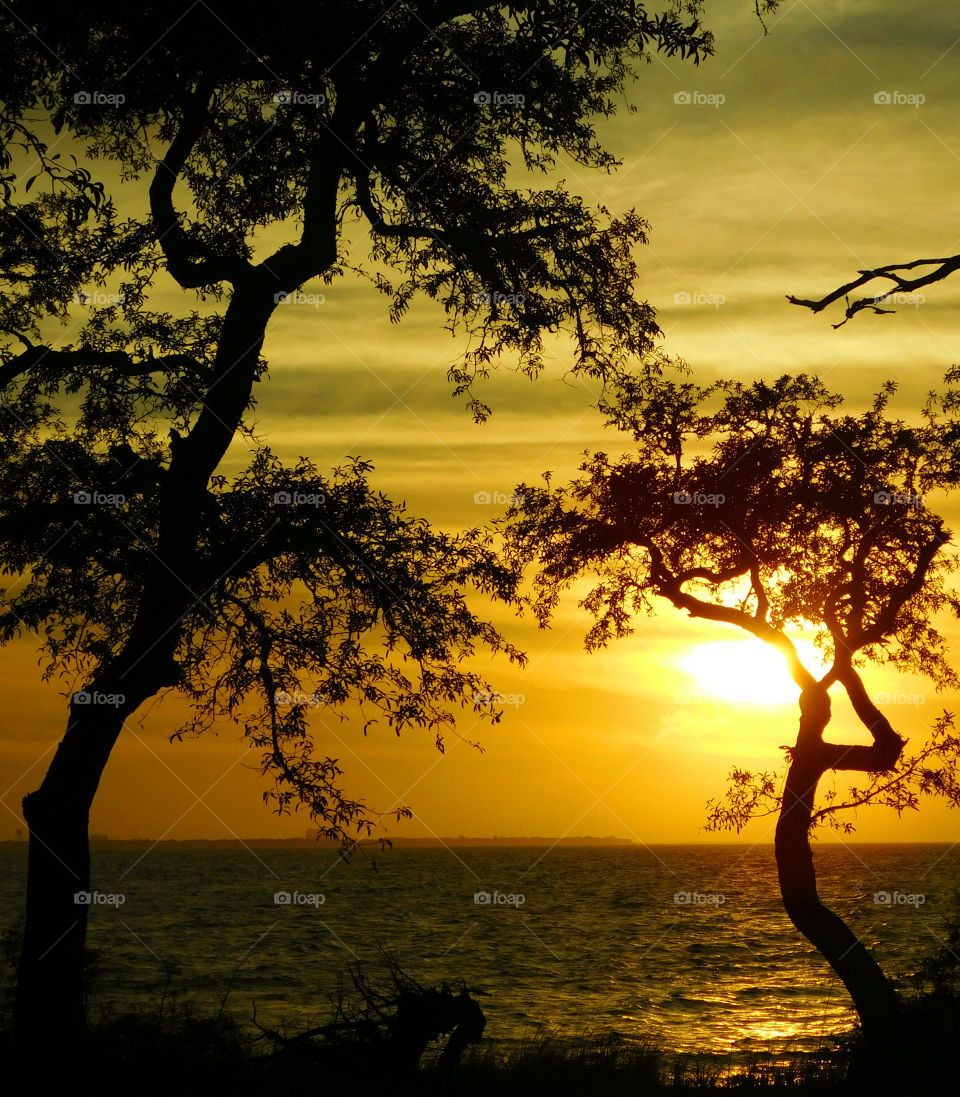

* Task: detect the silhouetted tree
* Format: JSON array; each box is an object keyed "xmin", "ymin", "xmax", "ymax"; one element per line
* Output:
[
  {"xmin": 0, "ymin": 0, "xmax": 725, "ymax": 1051},
  {"xmin": 507, "ymin": 372, "xmax": 960, "ymax": 1044}
]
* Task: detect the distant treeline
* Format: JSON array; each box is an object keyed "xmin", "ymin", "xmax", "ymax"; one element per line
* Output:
[{"xmin": 0, "ymin": 836, "xmax": 639, "ymax": 850}]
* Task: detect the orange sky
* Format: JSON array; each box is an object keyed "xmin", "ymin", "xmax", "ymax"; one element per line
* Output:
[{"xmin": 3, "ymin": 0, "xmax": 960, "ymax": 844}]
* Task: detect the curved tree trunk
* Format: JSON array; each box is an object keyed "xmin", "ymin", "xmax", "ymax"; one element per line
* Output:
[
  {"xmin": 774, "ymin": 687, "xmax": 900, "ymax": 1044},
  {"xmin": 13, "ymin": 281, "xmax": 282, "ymax": 1051}
]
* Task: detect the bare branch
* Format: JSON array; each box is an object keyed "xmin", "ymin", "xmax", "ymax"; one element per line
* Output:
[{"xmin": 788, "ymin": 255, "xmax": 960, "ymax": 327}]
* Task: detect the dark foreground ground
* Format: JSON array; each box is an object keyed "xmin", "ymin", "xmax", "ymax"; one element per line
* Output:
[{"xmin": 2, "ymin": 1005, "xmax": 958, "ymax": 1096}]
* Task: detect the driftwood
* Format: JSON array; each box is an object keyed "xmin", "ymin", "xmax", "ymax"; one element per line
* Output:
[{"xmin": 254, "ymin": 957, "xmax": 485, "ymax": 1082}]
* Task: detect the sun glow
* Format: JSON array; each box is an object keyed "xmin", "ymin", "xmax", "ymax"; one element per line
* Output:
[{"xmin": 677, "ymin": 637, "xmax": 828, "ymax": 706}]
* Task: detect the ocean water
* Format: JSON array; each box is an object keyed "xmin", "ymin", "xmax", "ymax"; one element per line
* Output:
[{"xmin": 1, "ymin": 843, "xmax": 957, "ymax": 1062}]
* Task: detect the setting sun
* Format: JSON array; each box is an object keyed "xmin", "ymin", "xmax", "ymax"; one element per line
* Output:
[{"xmin": 677, "ymin": 638, "xmax": 829, "ymax": 706}]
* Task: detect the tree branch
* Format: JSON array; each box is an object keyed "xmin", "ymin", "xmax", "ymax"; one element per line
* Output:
[
  {"xmin": 352, "ymin": 163, "xmax": 448, "ymax": 242},
  {"xmin": 853, "ymin": 526, "xmax": 950, "ymax": 648},
  {"xmin": 815, "ymin": 665, "xmax": 905, "ymax": 774},
  {"xmin": 0, "ymin": 346, "xmax": 209, "ymax": 389},
  {"xmin": 788, "ymin": 255, "xmax": 960, "ymax": 327},
  {"xmin": 642, "ymin": 540, "xmax": 817, "ymax": 690},
  {"xmin": 148, "ymin": 80, "xmax": 252, "ymax": 289}
]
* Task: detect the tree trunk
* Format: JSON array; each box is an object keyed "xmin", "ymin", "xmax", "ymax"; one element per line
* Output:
[
  {"xmin": 15, "ymin": 787, "xmax": 89, "ymax": 1050},
  {"xmin": 12, "ymin": 284, "xmax": 280, "ymax": 1051},
  {"xmin": 774, "ymin": 688, "xmax": 900, "ymax": 1044},
  {"xmin": 14, "ymin": 702, "xmax": 129, "ymax": 1052}
]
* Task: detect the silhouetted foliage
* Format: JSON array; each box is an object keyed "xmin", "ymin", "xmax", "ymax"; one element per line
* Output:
[
  {"xmin": 0, "ymin": 0, "xmax": 722, "ymax": 839},
  {"xmin": 0, "ymin": 0, "xmax": 745, "ymax": 1047}
]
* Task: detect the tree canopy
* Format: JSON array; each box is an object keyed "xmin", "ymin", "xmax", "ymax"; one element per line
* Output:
[
  {"xmin": 0, "ymin": 2, "xmax": 722, "ymax": 840},
  {"xmin": 508, "ymin": 372, "xmax": 960, "ymax": 692}
]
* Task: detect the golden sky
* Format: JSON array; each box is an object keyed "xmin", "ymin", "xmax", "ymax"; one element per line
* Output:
[{"xmin": 4, "ymin": 0, "xmax": 960, "ymax": 844}]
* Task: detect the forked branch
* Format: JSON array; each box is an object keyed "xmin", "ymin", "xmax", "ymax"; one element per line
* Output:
[{"xmin": 788, "ymin": 255, "xmax": 960, "ymax": 327}]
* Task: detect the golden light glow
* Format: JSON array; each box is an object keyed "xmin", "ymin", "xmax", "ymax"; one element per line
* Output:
[{"xmin": 677, "ymin": 638, "xmax": 828, "ymax": 706}]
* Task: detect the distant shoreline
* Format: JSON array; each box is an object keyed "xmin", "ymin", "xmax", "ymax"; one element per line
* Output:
[
  {"xmin": 1, "ymin": 835, "xmax": 641, "ymax": 850},
  {"xmin": 1, "ymin": 837, "xmax": 956, "ymax": 850}
]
